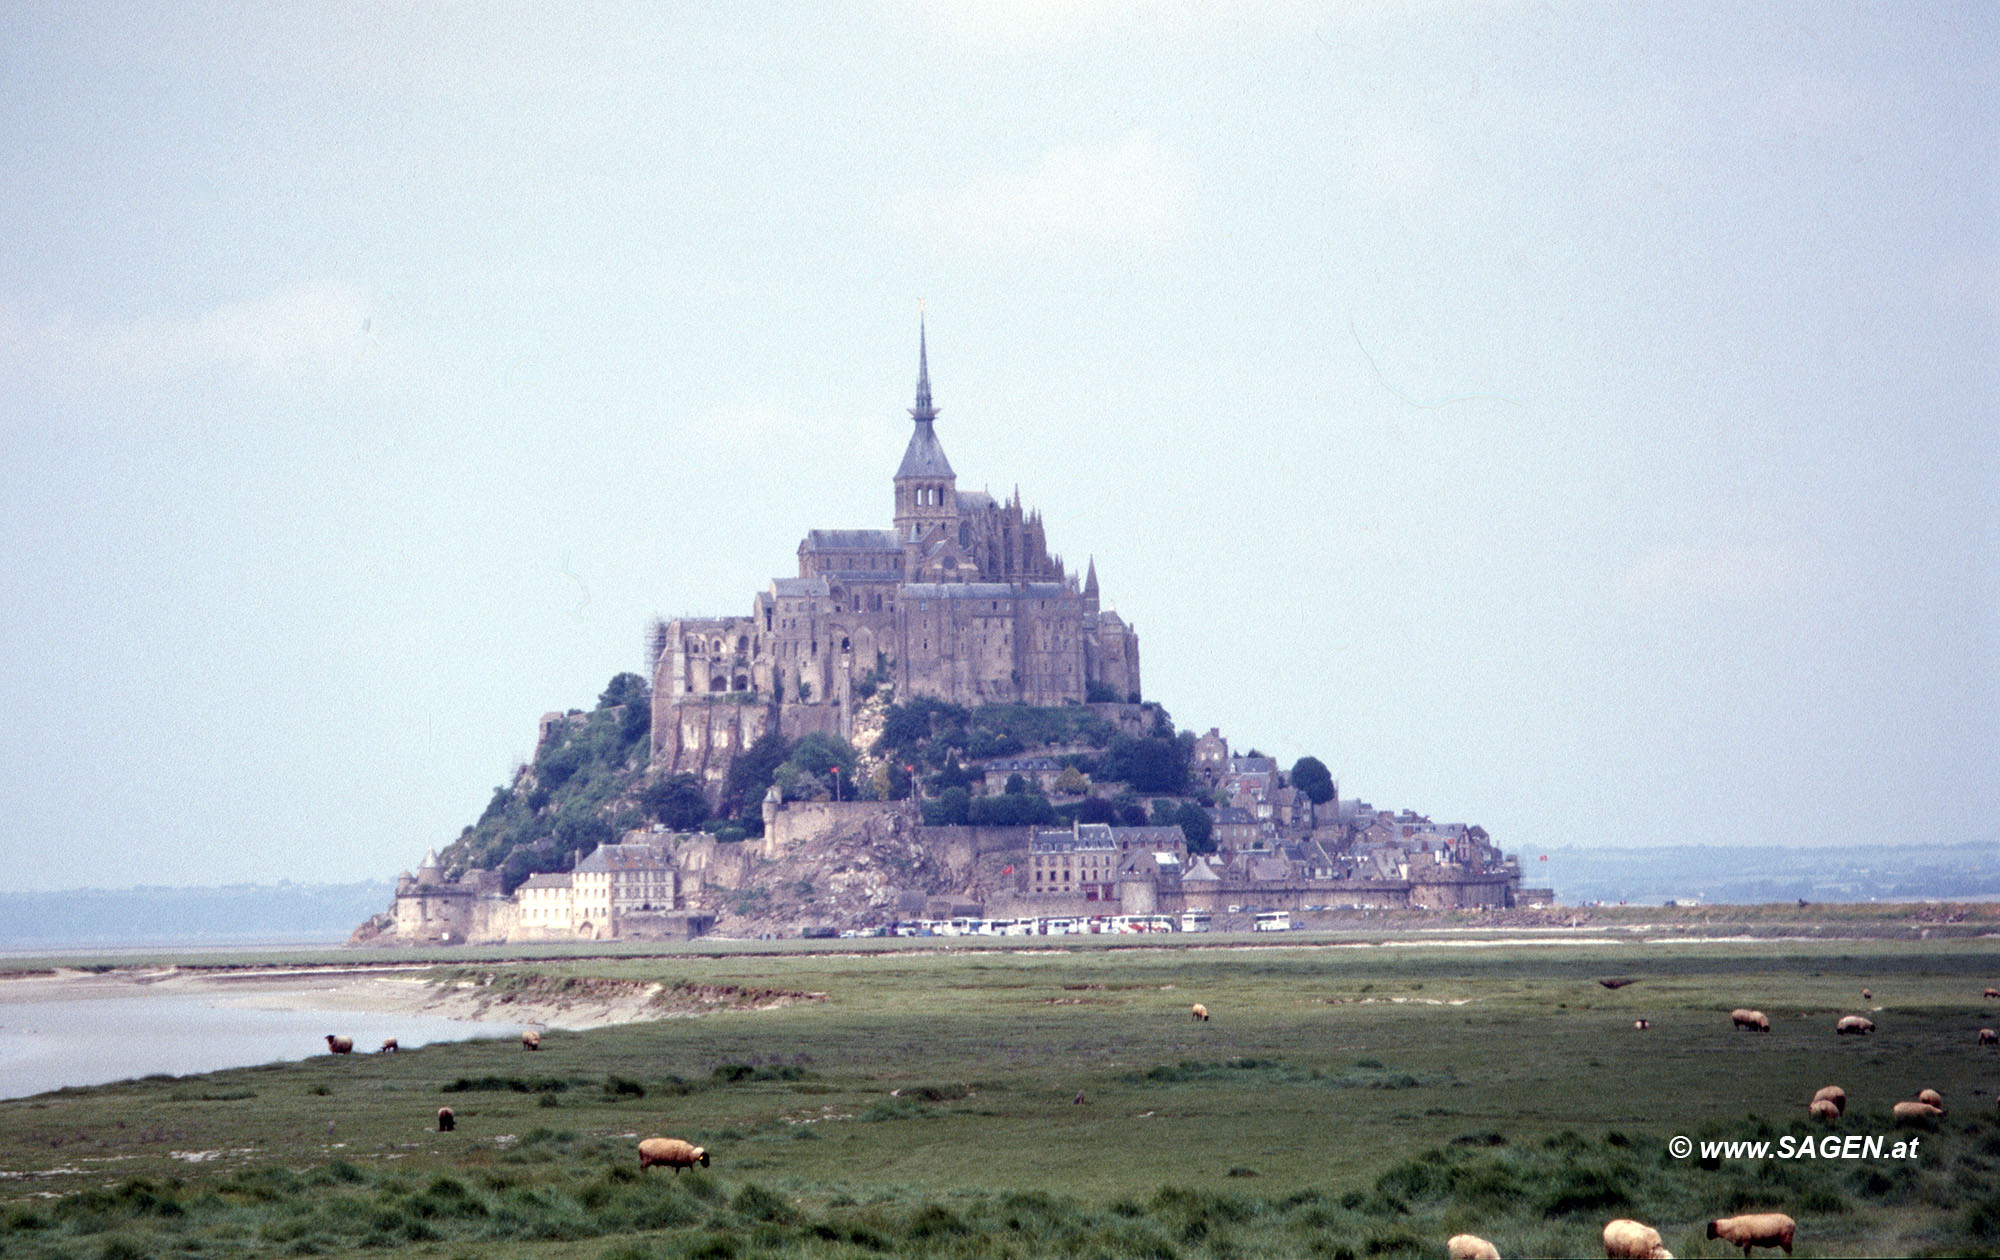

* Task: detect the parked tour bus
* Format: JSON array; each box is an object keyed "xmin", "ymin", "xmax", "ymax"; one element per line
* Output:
[
  {"xmin": 1252, "ymin": 910, "xmax": 1293, "ymax": 932},
  {"xmin": 1179, "ymin": 912, "xmax": 1212, "ymax": 933}
]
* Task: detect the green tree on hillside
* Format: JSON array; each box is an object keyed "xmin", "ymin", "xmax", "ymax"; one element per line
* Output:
[
  {"xmin": 1290, "ymin": 756, "xmax": 1335, "ymax": 804},
  {"xmin": 1175, "ymin": 801, "xmax": 1215, "ymax": 853}
]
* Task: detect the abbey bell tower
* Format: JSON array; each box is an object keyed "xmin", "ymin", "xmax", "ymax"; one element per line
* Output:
[{"xmin": 892, "ymin": 319, "xmax": 957, "ymax": 550}]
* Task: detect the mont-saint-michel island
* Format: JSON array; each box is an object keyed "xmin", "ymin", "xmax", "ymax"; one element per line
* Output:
[{"xmin": 356, "ymin": 329, "xmax": 1551, "ymax": 948}]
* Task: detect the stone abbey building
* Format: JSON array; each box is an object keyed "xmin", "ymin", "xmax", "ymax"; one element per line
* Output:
[{"xmin": 650, "ymin": 326, "xmax": 1141, "ymax": 787}]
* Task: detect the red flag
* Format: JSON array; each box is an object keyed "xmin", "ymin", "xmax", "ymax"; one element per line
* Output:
[{"xmin": 1002, "ymin": 864, "xmax": 1014, "ymax": 874}]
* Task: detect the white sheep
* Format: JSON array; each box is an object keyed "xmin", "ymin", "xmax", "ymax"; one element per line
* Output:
[
  {"xmin": 1730, "ymin": 1009, "xmax": 1769, "ymax": 1033},
  {"xmin": 378, "ymin": 1038, "xmax": 399, "ymax": 1053},
  {"xmin": 1191, "ymin": 1003, "xmax": 1209, "ymax": 1022},
  {"xmin": 324, "ymin": 1034, "xmax": 354, "ymax": 1055},
  {"xmin": 1980, "ymin": 1028, "xmax": 1997, "ymax": 1046},
  {"xmin": 1917, "ymin": 1088, "xmax": 1943, "ymax": 1109},
  {"xmin": 521, "ymin": 1029, "xmax": 542, "ymax": 1051},
  {"xmin": 1835, "ymin": 1015, "xmax": 1875, "ymax": 1035},
  {"xmin": 1448, "ymin": 1233, "xmax": 1501, "ymax": 1260},
  {"xmin": 1602, "ymin": 1218, "xmax": 1673, "ymax": 1259},
  {"xmin": 1808, "ymin": 1098, "xmax": 1839, "ymax": 1122},
  {"xmin": 1706, "ymin": 1213, "xmax": 1795, "ymax": 1257},
  {"xmin": 1893, "ymin": 1100, "xmax": 1944, "ymax": 1124},
  {"xmin": 638, "ymin": 1137, "xmax": 709, "ymax": 1173}
]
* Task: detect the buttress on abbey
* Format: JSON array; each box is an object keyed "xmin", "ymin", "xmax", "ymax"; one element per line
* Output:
[{"xmin": 648, "ymin": 325, "xmax": 1142, "ymax": 788}]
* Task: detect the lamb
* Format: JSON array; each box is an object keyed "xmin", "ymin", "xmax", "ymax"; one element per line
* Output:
[
  {"xmin": 1835, "ymin": 1015, "xmax": 1875, "ymax": 1035},
  {"xmin": 1980, "ymin": 1028, "xmax": 1997, "ymax": 1046},
  {"xmin": 1808, "ymin": 1098, "xmax": 1839, "ymax": 1122},
  {"xmin": 1448, "ymin": 1233, "xmax": 1502, "ymax": 1260},
  {"xmin": 436, "ymin": 1106, "xmax": 455, "ymax": 1132},
  {"xmin": 521, "ymin": 1029, "xmax": 542, "ymax": 1051},
  {"xmin": 378, "ymin": 1038, "xmax": 399, "ymax": 1053},
  {"xmin": 1706, "ymin": 1213, "xmax": 1795, "ymax": 1257},
  {"xmin": 1917, "ymin": 1088, "xmax": 1943, "ymax": 1108},
  {"xmin": 1893, "ymin": 1101, "xmax": 1944, "ymax": 1124},
  {"xmin": 324, "ymin": 1035, "xmax": 354, "ymax": 1055},
  {"xmin": 1810, "ymin": 1085, "xmax": 1846, "ymax": 1115},
  {"xmin": 1730, "ymin": 1009, "xmax": 1770, "ymax": 1032},
  {"xmin": 1602, "ymin": 1218, "xmax": 1673, "ymax": 1259},
  {"xmin": 638, "ymin": 1137, "xmax": 710, "ymax": 1173},
  {"xmin": 1191, "ymin": 1003, "xmax": 1209, "ymax": 1022}
]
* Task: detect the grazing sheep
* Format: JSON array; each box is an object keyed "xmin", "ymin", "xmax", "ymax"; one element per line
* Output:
[
  {"xmin": 1893, "ymin": 1101, "xmax": 1944, "ymax": 1124},
  {"xmin": 1602, "ymin": 1218, "xmax": 1673, "ymax": 1259},
  {"xmin": 1917, "ymin": 1088, "xmax": 1943, "ymax": 1108},
  {"xmin": 324, "ymin": 1035, "xmax": 354, "ymax": 1055},
  {"xmin": 1730, "ymin": 1009, "xmax": 1770, "ymax": 1033},
  {"xmin": 1633, "ymin": 1019, "xmax": 1651, "ymax": 1031},
  {"xmin": 521, "ymin": 1029, "xmax": 542, "ymax": 1051},
  {"xmin": 1980, "ymin": 1028, "xmax": 1997, "ymax": 1046},
  {"xmin": 1986, "ymin": 988, "xmax": 1998, "ymax": 999},
  {"xmin": 638, "ymin": 1137, "xmax": 709, "ymax": 1173},
  {"xmin": 1811, "ymin": 1085, "xmax": 1846, "ymax": 1115},
  {"xmin": 1808, "ymin": 1098, "xmax": 1839, "ymax": 1122},
  {"xmin": 1191, "ymin": 1003, "xmax": 1209, "ymax": 1022},
  {"xmin": 378, "ymin": 1038, "xmax": 398, "ymax": 1053},
  {"xmin": 1706, "ymin": 1213, "xmax": 1795, "ymax": 1257},
  {"xmin": 436, "ymin": 1106, "xmax": 455, "ymax": 1132},
  {"xmin": 1861, "ymin": 988, "xmax": 1871, "ymax": 1000},
  {"xmin": 1835, "ymin": 1015, "xmax": 1875, "ymax": 1035},
  {"xmin": 1448, "ymin": 1234, "xmax": 1502, "ymax": 1260}
]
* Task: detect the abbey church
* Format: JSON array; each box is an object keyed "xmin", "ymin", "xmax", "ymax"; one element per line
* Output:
[{"xmin": 649, "ymin": 326, "xmax": 1142, "ymax": 786}]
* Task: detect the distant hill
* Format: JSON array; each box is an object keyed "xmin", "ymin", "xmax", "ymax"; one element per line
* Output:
[
  {"xmin": 0, "ymin": 882, "xmax": 395, "ymax": 949},
  {"xmin": 1539, "ymin": 841, "xmax": 2000, "ymax": 906}
]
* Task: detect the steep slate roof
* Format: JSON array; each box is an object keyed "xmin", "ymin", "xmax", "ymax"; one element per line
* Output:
[
  {"xmin": 801, "ymin": 529, "xmax": 899, "ymax": 552},
  {"xmin": 574, "ymin": 843, "xmax": 671, "ymax": 874},
  {"xmin": 896, "ymin": 320, "xmax": 956, "ymax": 479},
  {"xmin": 520, "ymin": 873, "xmax": 571, "ymax": 889}
]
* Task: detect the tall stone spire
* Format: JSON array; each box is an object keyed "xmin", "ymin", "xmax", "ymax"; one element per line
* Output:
[{"xmin": 909, "ymin": 315, "xmax": 937, "ymax": 424}]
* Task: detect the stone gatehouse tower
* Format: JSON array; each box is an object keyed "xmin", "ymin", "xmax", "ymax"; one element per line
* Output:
[{"xmin": 650, "ymin": 323, "xmax": 1141, "ymax": 788}]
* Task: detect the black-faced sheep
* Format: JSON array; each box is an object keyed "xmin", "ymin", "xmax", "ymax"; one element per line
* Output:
[
  {"xmin": 437, "ymin": 1106, "xmax": 455, "ymax": 1132},
  {"xmin": 1730, "ymin": 1009, "xmax": 1770, "ymax": 1032},
  {"xmin": 1917, "ymin": 1088, "xmax": 1943, "ymax": 1109},
  {"xmin": 324, "ymin": 1034, "xmax": 354, "ymax": 1055},
  {"xmin": 1448, "ymin": 1233, "xmax": 1502, "ymax": 1260},
  {"xmin": 1811, "ymin": 1085, "xmax": 1846, "ymax": 1115},
  {"xmin": 1835, "ymin": 1015, "xmax": 1875, "ymax": 1035},
  {"xmin": 1980, "ymin": 1028, "xmax": 1997, "ymax": 1046},
  {"xmin": 638, "ymin": 1137, "xmax": 709, "ymax": 1173},
  {"xmin": 1706, "ymin": 1212, "xmax": 1795, "ymax": 1256},
  {"xmin": 1191, "ymin": 1003, "xmax": 1209, "ymax": 1022},
  {"xmin": 1602, "ymin": 1217, "xmax": 1673, "ymax": 1259},
  {"xmin": 378, "ymin": 1038, "xmax": 398, "ymax": 1053},
  {"xmin": 521, "ymin": 1029, "xmax": 542, "ymax": 1051},
  {"xmin": 1893, "ymin": 1100, "xmax": 1944, "ymax": 1124}
]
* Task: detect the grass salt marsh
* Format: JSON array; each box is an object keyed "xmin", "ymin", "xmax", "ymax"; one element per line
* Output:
[{"xmin": 4, "ymin": 936, "xmax": 2000, "ymax": 1257}]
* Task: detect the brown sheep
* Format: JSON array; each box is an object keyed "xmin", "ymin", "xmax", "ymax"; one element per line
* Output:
[
  {"xmin": 1893, "ymin": 1101, "xmax": 1944, "ymax": 1124},
  {"xmin": 1191, "ymin": 1003, "xmax": 1209, "ymax": 1023},
  {"xmin": 1448, "ymin": 1233, "xmax": 1502, "ymax": 1260},
  {"xmin": 1808, "ymin": 1098, "xmax": 1839, "ymax": 1122},
  {"xmin": 1810, "ymin": 1085, "xmax": 1846, "ymax": 1115},
  {"xmin": 1980, "ymin": 1028, "xmax": 1997, "ymax": 1046},
  {"xmin": 436, "ymin": 1106, "xmax": 455, "ymax": 1132},
  {"xmin": 378, "ymin": 1038, "xmax": 398, "ymax": 1053},
  {"xmin": 1917, "ymin": 1088, "xmax": 1943, "ymax": 1109},
  {"xmin": 1602, "ymin": 1218, "xmax": 1673, "ymax": 1259},
  {"xmin": 324, "ymin": 1034, "xmax": 354, "ymax": 1055},
  {"xmin": 638, "ymin": 1137, "xmax": 709, "ymax": 1173},
  {"xmin": 1730, "ymin": 1009, "xmax": 1770, "ymax": 1033},
  {"xmin": 1835, "ymin": 1015, "xmax": 1875, "ymax": 1035},
  {"xmin": 1706, "ymin": 1213, "xmax": 1795, "ymax": 1257},
  {"xmin": 521, "ymin": 1029, "xmax": 542, "ymax": 1051}
]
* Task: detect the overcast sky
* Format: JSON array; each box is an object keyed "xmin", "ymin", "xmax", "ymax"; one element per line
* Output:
[{"xmin": 2, "ymin": 3, "xmax": 1993, "ymax": 892}]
